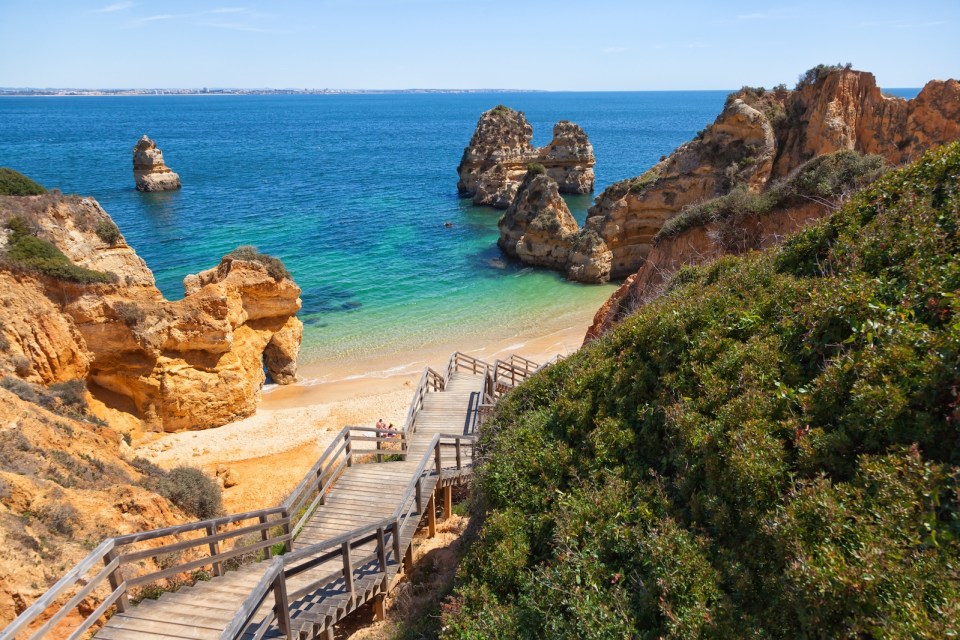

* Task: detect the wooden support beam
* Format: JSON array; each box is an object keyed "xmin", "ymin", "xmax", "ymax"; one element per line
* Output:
[
  {"xmin": 443, "ymin": 486, "xmax": 453, "ymax": 522},
  {"xmin": 373, "ymin": 594, "xmax": 386, "ymax": 622},
  {"xmin": 427, "ymin": 493, "xmax": 436, "ymax": 538},
  {"xmin": 403, "ymin": 544, "xmax": 413, "ymax": 575}
]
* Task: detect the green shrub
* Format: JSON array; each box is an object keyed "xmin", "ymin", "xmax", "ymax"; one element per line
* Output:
[
  {"xmin": 526, "ymin": 163, "xmax": 546, "ymax": 176},
  {"xmin": 94, "ymin": 219, "xmax": 120, "ymax": 245},
  {"xmin": 225, "ymin": 245, "xmax": 291, "ymax": 281},
  {"xmin": 795, "ymin": 62, "xmax": 853, "ymax": 90},
  {"xmin": 113, "ymin": 301, "xmax": 145, "ymax": 327},
  {"xmin": 656, "ymin": 149, "xmax": 885, "ymax": 244},
  {"xmin": 0, "ymin": 168, "xmax": 46, "ymax": 196},
  {"xmin": 153, "ymin": 466, "xmax": 223, "ymax": 520},
  {"xmin": 3, "ymin": 217, "xmax": 116, "ymax": 284},
  {"xmin": 444, "ymin": 143, "xmax": 960, "ymax": 637}
]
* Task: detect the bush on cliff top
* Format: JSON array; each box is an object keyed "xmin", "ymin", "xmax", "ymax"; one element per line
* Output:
[
  {"xmin": 0, "ymin": 168, "xmax": 46, "ymax": 196},
  {"xmin": 225, "ymin": 245, "xmax": 291, "ymax": 281},
  {"xmin": 656, "ymin": 149, "xmax": 886, "ymax": 244},
  {"xmin": 3, "ymin": 216, "xmax": 116, "ymax": 284},
  {"xmin": 444, "ymin": 142, "xmax": 960, "ymax": 638}
]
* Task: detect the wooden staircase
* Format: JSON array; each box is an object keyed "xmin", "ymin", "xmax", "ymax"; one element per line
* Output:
[{"xmin": 1, "ymin": 353, "xmax": 548, "ymax": 640}]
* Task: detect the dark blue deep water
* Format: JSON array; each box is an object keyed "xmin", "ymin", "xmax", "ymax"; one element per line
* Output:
[{"xmin": 0, "ymin": 90, "xmax": 918, "ymax": 367}]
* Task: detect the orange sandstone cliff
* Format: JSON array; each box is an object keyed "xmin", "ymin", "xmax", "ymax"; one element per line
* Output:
[
  {"xmin": 0, "ymin": 192, "xmax": 302, "ymax": 432},
  {"xmin": 496, "ymin": 68, "xmax": 960, "ymax": 290}
]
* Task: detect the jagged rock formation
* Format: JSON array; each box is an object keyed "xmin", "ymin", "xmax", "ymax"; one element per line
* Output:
[
  {"xmin": 457, "ymin": 106, "xmax": 595, "ymax": 208},
  {"xmin": 499, "ymin": 69, "xmax": 960, "ymax": 284},
  {"xmin": 133, "ymin": 135, "xmax": 181, "ymax": 192},
  {"xmin": 497, "ymin": 171, "xmax": 579, "ymax": 269},
  {"xmin": 0, "ymin": 192, "xmax": 302, "ymax": 431}
]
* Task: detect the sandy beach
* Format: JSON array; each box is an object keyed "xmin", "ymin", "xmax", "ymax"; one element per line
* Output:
[{"xmin": 136, "ymin": 311, "xmax": 596, "ymax": 512}]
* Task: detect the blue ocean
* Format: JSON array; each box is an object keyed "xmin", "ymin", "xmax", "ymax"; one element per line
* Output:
[{"xmin": 0, "ymin": 90, "xmax": 919, "ymax": 367}]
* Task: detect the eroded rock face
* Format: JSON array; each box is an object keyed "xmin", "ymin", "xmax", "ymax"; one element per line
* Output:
[
  {"xmin": 133, "ymin": 135, "xmax": 181, "ymax": 192},
  {"xmin": 0, "ymin": 193, "xmax": 302, "ymax": 431},
  {"xmin": 584, "ymin": 201, "xmax": 829, "ymax": 341},
  {"xmin": 457, "ymin": 107, "xmax": 595, "ymax": 208},
  {"xmin": 497, "ymin": 172, "xmax": 579, "ymax": 270},
  {"xmin": 567, "ymin": 70, "xmax": 960, "ymax": 284}
]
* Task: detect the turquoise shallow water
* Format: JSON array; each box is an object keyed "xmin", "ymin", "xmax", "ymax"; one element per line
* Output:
[{"xmin": 0, "ymin": 90, "xmax": 918, "ymax": 367}]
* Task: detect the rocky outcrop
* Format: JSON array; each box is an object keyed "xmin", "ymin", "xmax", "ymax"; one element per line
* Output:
[
  {"xmin": 457, "ymin": 106, "xmax": 595, "ymax": 208},
  {"xmin": 567, "ymin": 71, "xmax": 960, "ymax": 284},
  {"xmin": 133, "ymin": 135, "xmax": 181, "ymax": 192},
  {"xmin": 497, "ymin": 171, "xmax": 579, "ymax": 270},
  {"xmin": 0, "ymin": 193, "xmax": 302, "ymax": 431},
  {"xmin": 585, "ymin": 201, "xmax": 829, "ymax": 341}
]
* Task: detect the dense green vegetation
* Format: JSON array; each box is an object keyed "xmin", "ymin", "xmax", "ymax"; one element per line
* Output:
[
  {"xmin": 657, "ymin": 150, "xmax": 887, "ymax": 244},
  {"xmin": 226, "ymin": 245, "xmax": 291, "ymax": 281},
  {"xmin": 795, "ymin": 62, "xmax": 853, "ymax": 90},
  {"xmin": 444, "ymin": 143, "xmax": 960, "ymax": 638},
  {"xmin": 0, "ymin": 168, "xmax": 46, "ymax": 196},
  {"xmin": 3, "ymin": 217, "xmax": 115, "ymax": 283}
]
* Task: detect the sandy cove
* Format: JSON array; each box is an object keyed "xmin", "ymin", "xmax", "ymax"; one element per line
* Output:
[{"xmin": 136, "ymin": 313, "xmax": 595, "ymax": 512}]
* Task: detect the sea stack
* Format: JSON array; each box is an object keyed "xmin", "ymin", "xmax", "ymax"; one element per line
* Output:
[
  {"xmin": 457, "ymin": 106, "xmax": 595, "ymax": 209},
  {"xmin": 133, "ymin": 135, "xmax": 181, "ymax": 192}
]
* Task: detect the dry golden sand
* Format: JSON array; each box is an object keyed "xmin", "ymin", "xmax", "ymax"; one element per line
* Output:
[{"xmin": 135, "ymin": 317, "xmax": 593, "ymax": 512}]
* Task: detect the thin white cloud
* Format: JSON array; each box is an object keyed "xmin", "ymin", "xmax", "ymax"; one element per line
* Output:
[
  {"xmin": 128, "ymin": 7, "xmax": 271, "ymax": 28},
  {"xmin": 95, "ymin": 1, "xmax": 134, "ymax": 12}
]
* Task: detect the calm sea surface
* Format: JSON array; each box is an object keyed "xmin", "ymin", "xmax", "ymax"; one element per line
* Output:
[{"xmin": 0, "ymin": 90, "xmax": 919, "ymax": 368}]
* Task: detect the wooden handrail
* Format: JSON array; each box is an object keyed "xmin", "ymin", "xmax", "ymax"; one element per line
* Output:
[
  {"xmin": 219, "ymin": 557, "xmax": 289, "ymax": 640},
  {"xmin": 4, "ymin": 351, "xmax": 519, "ymax": 640},
  {"xmin": 0, "ymin": 539, "xmax": 116, "ymax": 639}
]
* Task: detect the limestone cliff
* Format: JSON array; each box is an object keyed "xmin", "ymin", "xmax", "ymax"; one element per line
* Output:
[
  {"xmin": 498, "ymin": 69, "xmax": 959, "ymax": 284},
  {"xmin": 133, "ymin": 135, "xmax": 181, "ymax": 192},
  {"xmin": 457, "ymin": 106, "xmax": 595, "ymax": 208},
  {"xmin": 0, "ymin": 192, "xmax": 302, "ymax": 432},
  {"xmin": 497, "ymin": 171, "xmax": 579, "ymax": 270},
  {"xmin": 0, "ymin": 387, "xmax": 184, "ymax": 626}
]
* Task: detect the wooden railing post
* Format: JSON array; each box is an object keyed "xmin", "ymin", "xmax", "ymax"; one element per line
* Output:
[
  {"xmin": 103, "ymin": 548, "xmax": 128, "ymax": 613},
  {"xmin": 344, "ymin": 430, "xmax": 352, "ymax": 467},
  {"xmin": 427, "ymin": 492, "xmax": 436, "ymax": 538},
  {"xmin": 435, "ymin": 443, "xmax": 442, "ymax": 474},
  {"xmin": 206, "ymin": 523, "xmax": 223, "ymax": 576},
  {"xmin": 455, "ymin": 439, "xmax": 462, "ymax": 470},
  {"xmin": 416, "ymin": 477, "xmax": 423, "ymax": 513},
  {"xmin": 443, "ymin": 486, "xmax": 453, "ymax": 522},
  {"xmin": 272, "ymin": 562, "xmax": 291, "ymax": 638},
  {"xmin": 376, "ymin": 431, "xmax": 383, "ymax": 463},
  {"xmin": 342, "ymin": 541, "xmax": 355, "ymax": 600},
  {"xmin": 260, "ymin": 514, "xmax": 272, "ymax": 559},
  {"xmin": 282, "ymin": 509, "xmax": 293, "ymax": 553}
]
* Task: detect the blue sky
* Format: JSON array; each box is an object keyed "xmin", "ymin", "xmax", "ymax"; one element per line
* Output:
[{"xmin": 1, "ymin": 0, "xmax": 957, "ymax": 90}]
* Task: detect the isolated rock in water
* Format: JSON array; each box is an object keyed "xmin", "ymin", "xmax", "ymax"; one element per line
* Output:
[
  {"xmin": 457, "ymin": 106, "xmax": 595, "ymax": 208},
  {"xmin": 133, "ymin": 135, "xmax": 181, "ymax": 192},
  {"xmin": 497, "ymin": 171, "xmax": 579, "ymax": 270}
]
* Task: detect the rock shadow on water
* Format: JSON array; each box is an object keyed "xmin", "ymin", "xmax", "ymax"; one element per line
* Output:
[{"xmin": 299, "ymin": 283, "xmax": 363, "ymax": 322}]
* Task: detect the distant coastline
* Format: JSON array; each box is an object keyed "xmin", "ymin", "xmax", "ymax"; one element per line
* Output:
[{"xmin": 0, "ymin": 87, "xmax": 548, "ymax": 97}]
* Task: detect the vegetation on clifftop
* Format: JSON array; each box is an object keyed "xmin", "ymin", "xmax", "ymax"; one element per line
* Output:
[
  {"xmin": 0, "ymin": 168, "xmax": 46, "ymax": 196},
  {"xmin": 444, "ymin": 143, "xmax": 960, "ymax": 638},
  {"xmin": 3, "ymin": 216, "xmax": 116, "ymax": 284},
  {"xmin": 656, "ymin": 150, "xmax": 887, "ymax": 245},
  {"xmin": 225, "ymin": 245, "xmax": 291, "ymax": 281}
]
